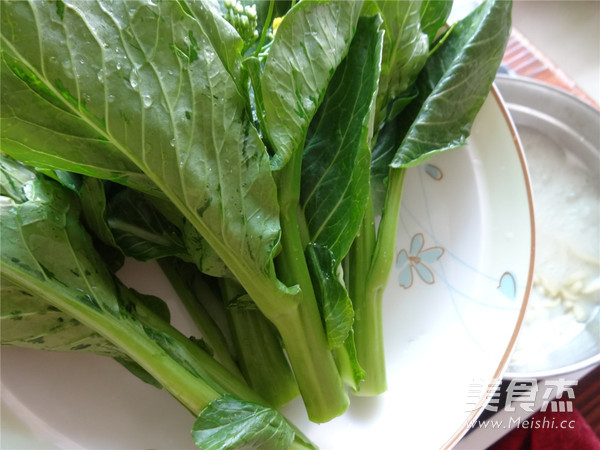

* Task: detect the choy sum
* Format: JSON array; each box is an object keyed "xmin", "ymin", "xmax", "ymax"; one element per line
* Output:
[{"xmin": 0, "ymin": 0, "xmax": 511, "ymax": 448}]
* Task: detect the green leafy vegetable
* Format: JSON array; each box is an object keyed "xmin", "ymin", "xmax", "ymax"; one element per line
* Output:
[
  {"xmin": 351, "ymin": 0, "xmax": 512, "ymax": 394},
  {"xmin": 0, "ymin": 167, "xmax": 215, "ymax": 411},
  {"xmin": 420, "ymin": 0, "xmax": 453, "ymax": 45},
  {"xmin": 0, "ymin": 0, "xmax": 347, "ymax": 422},
  {"xmin": 301, "ymin": 14, "xmax": 383, "ymax": 351},
  {"xmin": 192, "ymin": 395, "xmax": 315, "ymax": 450},
  {"xmin": 1, "ymin": 277, "xmax": 164, "ymax": 388},
  {"xmin": 1, "ymin": 0, "xmax": 513, "ymax": 447},
  {"xmin": 261, "ymin": 0, "xmax": 363, "ymax": 169},
  {"xmin": 106, "ymin": 188, "xmax": 188, "ymax": 261},
  {"xmin": 374, "ymin": 0, "xmax": 429, "ymax": 126},
  {"xmin": 391, "ymin": 0, "xmax": 512, "ymax": 168},
  {"xmin": 1, "ymin": 278, "xmax": 128, "ymax": 357},
  {"xmin": 0, "ymin": 155, "xmax": 313, "ymax": 448},
  {"xmin": 218, "ymin": 277, "xmax": 300, "ymax": 409}
]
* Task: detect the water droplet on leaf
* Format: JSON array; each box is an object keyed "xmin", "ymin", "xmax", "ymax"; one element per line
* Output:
[
  {"xmin": 62, "ymin": 60, "xmax": 73, "ymax": 77},
  {"xmin": 129, "ymin": 68, "xmax": 139, "ymax": 90}
]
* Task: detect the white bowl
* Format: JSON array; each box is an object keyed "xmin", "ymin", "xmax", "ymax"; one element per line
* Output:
[{"xmin": 496, "ymin": 76, "xmax": 600, "ymax": 380}]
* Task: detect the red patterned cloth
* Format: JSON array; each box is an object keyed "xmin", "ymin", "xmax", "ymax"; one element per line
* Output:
[{"xmin": 490, "ymin": 408, "xmax": 600, "ymax": 450}]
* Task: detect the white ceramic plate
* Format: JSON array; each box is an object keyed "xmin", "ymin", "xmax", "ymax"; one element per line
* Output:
[{"xmin": 0, "ymin": 87, "xmax": 534, "ymax": 450}]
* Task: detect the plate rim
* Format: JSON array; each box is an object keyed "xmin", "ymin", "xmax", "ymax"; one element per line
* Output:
[{"xmin": 444, "ymin": 83, "xmax": 536, "ymax": 448}]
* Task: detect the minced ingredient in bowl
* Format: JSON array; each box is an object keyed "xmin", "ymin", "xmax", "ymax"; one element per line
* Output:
[{"xmin": 511, "ymin": 125, "xmax": 600, "ymax": 365}]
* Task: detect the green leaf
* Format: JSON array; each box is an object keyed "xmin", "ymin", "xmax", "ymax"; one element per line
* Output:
[
  {"xmin": 261, "ymin": 0, "xmax": 362, "ymax": 170},
  {"xmin": 420, "ymin": 0, "xmax": 453, "ymax": 45},
  {"xmin": 375, "ymin": 0, "xmax": 430, "ymax": 125},
  {"xmin": 39, "ymin": 169, "xmax": 84, "ymax": 193},
  {"xmin": 0, "ymin": 277, "xmax": 163, "ymax": 389},
  {"xmin": 181, "ymin": 219, "xmax": 233, "ymax": 278},
  {"xmin": 305, "ymin": 244, "xmax": 353, "ymax": 349},
  {"xmin": 1, "ymin": 278, "xmax": 122, "ymax": 357},
  {"xmin": 301, "ymin": 14, "xmax": 382, "ymax": 259},
  {"xmin": 113, "ymin": 356, "xmax": 164, "ymax": 388},
  {"xmin": 116, "ymin": 283, "xmax": 171, "ymax": 325},
  {"xmin": 180, "ymin": 0, "xmax": 248, "ymax": 96},
  {"xmin": 106, "ymin": 188, "xmax": 188, "ymax": 261},
  {"xmin": 79, "ymin": 177, "xmax": 120, "ymax": 249},
  {"xmin": 391, "ymin": 0, "xmax": 512, "ymax": 168},
  {"xmin": 0, "ymin": 172, "xmax": 185, "ymax": 390},
  {"xmin": 142, "ymin": 195, "xmax": 232, "ymax": 278},
  {"xmin": 191, "ymin": 395, "xmax": 296, "ymax": 450},
  {"xmin": 0, "ymin": 51, "xmax": 160, "ymax": 196},
  {"xmin": 0, "ymin": 154, "xmax": 36, "ymax": 202},
  {"xmin": 300, "ymin": 15, "xmax": 383, "ymax": 349},
  {"xmin": 0, "ymin": 169, "xmax": 260, "ymax": 413},
  {"xmin": 0, "ymin": 0, "xmax": 288, "ymax": 308}
]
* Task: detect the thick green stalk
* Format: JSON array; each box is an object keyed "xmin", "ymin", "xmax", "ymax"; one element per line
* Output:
[
  {"xmin": 158, "ymin": 258, "xmax": 244, "ymax": 381},
  {"xmin": 275, "ymin": 145, "xmax": 349, "ymax": 422},
  {"xmin": 353, "ymin": 286, "xmax": 386, "ymax": 396},
  {"xmin": 276, "ymin": 303, "xmax": 349, "ymax": 422},
  {"xmin": 353, "ymin": 167, "xmax": 406, "ymax": 395},
  {"xmin": 153, "ymin": 159, "xmax": 345, "ymax": 420},
  {"xmin": 367, "ymin": 167, "xmax": 407, "ymax": 305},
  {"xmin": 348, "ymin": 194, "xmax": 376, "ymax": 311},
  {"xmin": 334, "ymin": 198, "xmax": 376, "ymax": 391},
  {"xmin": 219, "ymin": 278, "xmax": 299, "ymax": 408},
  {"xmin": 123, "ymin": 288, "xmax": 265, "ymax": 405}
]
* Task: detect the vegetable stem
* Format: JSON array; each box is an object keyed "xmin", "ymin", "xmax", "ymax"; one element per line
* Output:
[
  {"xmin": 353, "ymin": 167, "xmax": 406, "ymax": 395},
  {"xmin": 219, "ymin": 278, "xmax": 300, "ymax": 408},
  {"xmin": 353, "ymin": 284, "xmax": 386, "ymax": 396},
  {"xmin": 335, "ymin": 195, "xmax": 377, "ymax": 391},
  {"xmin": 349, "ymin": 194, "xmax": 376, "ymax": 311},
  {"xmin": 368, "ymin": 168, "xmax": 407, "ymax": 293},
  {"xmin": 158, "ymin": 258, "xmax": 245, "ymax": 381},
  {"xmin": 276, "ymin": 303, "xmax": 349, "ymax": 422},
  {"xmin": 118, "ymin": 282, "xmax": 267, "ymax": 405},
  {"xmin": 254, "ymin": 0, "xmax": 274, "ymax": 56},
  {"xmin": 275, "ymin": 144, "xmax": 349, "ymax": 422}
]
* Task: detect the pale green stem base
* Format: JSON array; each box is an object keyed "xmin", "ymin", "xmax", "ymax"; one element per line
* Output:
[{"xmin": 352, "ymin": 167, "xmax": 406, "ymax": 396}]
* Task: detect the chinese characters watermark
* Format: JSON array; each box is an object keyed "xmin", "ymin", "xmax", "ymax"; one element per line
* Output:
[
  {"xmin": 465, "ymin": 377, "xmax": 578, "ymax": 414},
  {"xmin": 466, "ymin": 377, "xmax": 579, "ymax": 431}
]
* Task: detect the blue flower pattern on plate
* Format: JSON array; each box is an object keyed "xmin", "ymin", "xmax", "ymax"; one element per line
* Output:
[{"xmin": 396, "ymin": 233, "xmax": 444, "ymax": 289}]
